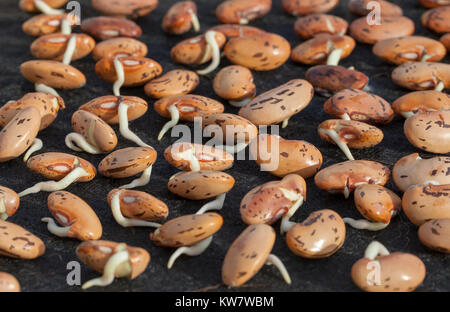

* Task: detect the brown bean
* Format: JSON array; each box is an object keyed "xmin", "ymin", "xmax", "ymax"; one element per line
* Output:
[
  {"xmin": 80, "ymin": 16, "xmax": 142, "ymax": 40},
  {"xmin": 92, "ymin": 38, "xmax": 148, "ymax": 61},
  {"xmin": 144, "ymin": 69, "xmax": 199, "ymax": 99},
  {"xmin": 19, "ymin": 0, "xmax": 67, "ymax": 12},
  {"xmin": 282, "ymin": 0, "xmax": 338, "ymax": 16},
  {"xmin": 79, "ymin": 95, "xmax": 147, "ymax": 124},
  {"xmin": 349, "ymin": 16, "xmax": 414, "ymax": 44},
  {"xmin": 249, "ymin": 134, "xmax": 322, "ymax": 178},
  {"xmin": 291, "ymin": 34, "xmax": 355, "ymax": 65},
  {"xmin": 418, "ymin": 219, "xmax": 450, "ymax": 253},
  {"xmin": 162, "ymin": 1, "xmax": 198, "ymax": 35},
  {"xmin": 209, "ymin": 24, "xmax": 265, "ymax": 39},
  {"xmin": 22, "ymin": 14, "xmax": 76, "ymax": 37},
  {"xmin": 20, "ymin": 60, "xmax": 86, "ymax": 89},
  {"xmin": 352, "ymin": 252, "xmax": 426, "ymax": 292},
  {"xmin": 294, "ymin": 14, "xmax": 348, "ymax": 39},
  {"xmin": 348, "ymin": 0, "xmax": 402, "ymax": 16},
  {"xmin": 171, "ymin": 32, "xmax": 226, "ymax": 65},
  {"xmin": 239, "ymin": 79, "xmax": 313, "ymax": 126},
  {"xmin": 419, "ymin": 0, "xmax": 450, "ymax": 7},
  {"xmin": 0, "ymin": 92, "xmax": 65, "ymax": 130},
  {"xmin": 391, "ymin": 62, "xmax": 450, "ymax": 91},
  {"xmin": 91, "ymin": 0, "xmax": 158, "ymax": 19},
  {"xmin": 422, "ymin": 7, "xmax": 450, "ymax": 33},
  {"xmin": 314, "ymin": 160, "xmax": 390, "ymax": 196},
  {"xmin": 392, "ymin": 91, "xmax": 450, "ymax": 118},
  {"xmin": 392, "ymin": 153, "xmax": 450, "ymax": 192},
  {"xmin": 164, "ymin": 142, "xmax": 234, "ymax": 171},
  {"xmin": 95, "ymin": 56, "xmax": 162, "ymax": 87},
  {"xmin": 402, "ymin": 184, "xmax": 450, "ymax": 226},
  {"xmin": 216, "ymin": 0, "xmax": 272, "ymax": 24},
  {"xmin": 324, "ymin": 89, "xmax": 394, "ymax": 124},
  {"xmin": 27, "ymin": 152, "xmax": 96, "ymax": 182},
  {"xmin": 0, "ymin": 272, "xmax": 20, "ymax": 292},
  {"xmin": 98, "ymin": 147, "xmax": 157, "ymax": 179},
  {"xmin": 286, "ymin": 209, "xmax": 346, "ymax": 258},
  {"xmin": 404, "ymin": 110, "xmax": 450, "ymax": 154},
  {"xmin": 0, "ymin": 186, "xmax": 20, "ymax": 218},
  {"xmin": 0, "ymin": 107, "xmax": 41, "ymax": 163},
  {"xmin": 31, "ymin": 33, "xmax": 95, "ymax": 61},
  {"xmin": 107, "ymin": 189, "xmax": 168, "ymax": 222},
  {"xmin": 202, "ymin": 113, "xmax": 258, "ymax": 145},
  {"xmin": 354, "ymin": 184, "xmax": 401, "ymax": 224},
  {"xmin": 306, "ymin": 65, "xmax": 368, "ymax": 93},
  {"xmin": 440, "ymin": 33, "xmax": 450, "ymax": 51},
  {"xmin": 168, "ymin": 170, "xmax": 235, "ymax": 200},
  {"xmin": 240, "ymin": 174, "xmax": 306, "ymax": 225},
  {"xmin": 150, "ymin": 213, "xmax": 223, "ymax": 247},
  {"xmin": 154, "ymin": 95, "xmax": 224, "ymax": 121},
  {"xmin": 0, "ymin": 219, "xmax": 45, "ymax": 259},
  {"xmin": 213, "ymin": 66, "xmax": 256, "ymax": 101},
  {"xmin": 225, "ymin": 32, "xmax": 290, "ymax": 71}
]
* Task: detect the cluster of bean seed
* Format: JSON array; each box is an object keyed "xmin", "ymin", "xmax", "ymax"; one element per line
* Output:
[{"xmin": 0, "ymin": 0, "xmax": 449, "ymax": 292}]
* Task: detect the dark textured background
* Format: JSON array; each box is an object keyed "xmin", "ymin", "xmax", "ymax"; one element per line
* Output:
[{"xmin": 0, "ymin": 0, "xmax": 448, "ymax": 292}]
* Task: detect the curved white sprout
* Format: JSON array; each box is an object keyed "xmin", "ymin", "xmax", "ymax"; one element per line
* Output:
[
  {"xmin": 23, "ymin": 138, "xmax": 43, "ymax": 162},
  {"xmin": 281, "ymin": 117, "xmax": 290, "ymax": 129},
  {"xmin": 41, "ymin": 217, "xmax": 71, "ymax": 237},
  {"xmin": 167, "ymin": 235, "xmax": 213, "ymax": 269},
  {"xmin": 34, "ymin": 0, "xmax": 64, "ymax": 14},
  {"xmin": 61, "ymin": 18, "xmax": 72, "ymax": 35},
  {"xmin": 0, "ymin": 199, "xmax": 7, "ymax": 220},
  {"xmin": 19, "ymin": 159, "xmax": 90, "ymax": 197},
  {"xmin": 110, "ymin": 190, "xmax": 162, "ymax": 227},
  {"xmin": 239, "ymin": 18, "xmax": 249, "ymax": 25},
  {"xmin": 171, "ymin": 144, "xmax": 201, "ymax": 171},
  {"xmin": 195, "ymin": 193, "xmax": 226, "ymax": 215},
  {"xmin": 343, "ymin": 184, "xmax": 350, "ymax": 199},
  {"xmin": 326, "ymin": 40, "xmax": 343, "ymax": 66},
  {"xmin": 188, "ymin": 9, "xmax": 200, "ymax": 32},
  {"xmin": 119, "ymin": 165, "xmax": 153, "ymax": 189},
  {"xmin": 339, "ymin": 113, "xmax": 351, "ymax": 121},
  {"xmin": 35, "ymin": 83, "xmax": 59, "ymax": 97},
  {"xmin": 265, "ymin": 254, "xmax": 292, "ymax": 285},
  {"xmin": 62, "ymin": 35, "xmax": 77, "ymax": 65},
  {"xmin": 435, "ymin": 81, "xmax": 444, "ymax": 92},
  {"xmin": 420, "ymin": 53, "xmax": 432, "ymax": 62},
  {"xmin": 279, "ymin": 188, "xmax": 304, "ymax": 234},
  {"xmin": 400, "ymin": 111, "xmax": 415, "ymax": 119},
  {"xmin": 113, "ymin": 57, "xmax": 124, "ymax": 97},
  {"xmin": 118, "ymin": 101, "xmax": 150, "ymax": 147},
  {"xmin": 197, "ymin": 31, "xmax": 221, "ymax": 75},
  {"xmin": 343, "ymin": 218, "xmax": 389, "ymax": 231},
  {"xmin": 82, "ymin": 244, "xmax": 131, "ymax": 289},
  {"xmin": 319, "ymin": 128, "xmax": 355, "ymax": 161},
  {"xmin": 364, "ymin": 241, "xmax": 390, "ymax": 260},
  {"xmin": 229, "ymin": 97, "xmax": 252, "ymax": 108},
  {"xmin": 65, "ymin": 133, "xmax": 102, "ymax": 154},
  {"xmin": 158, "ymin": 105, "xmax": 180, "ymax": 141}
]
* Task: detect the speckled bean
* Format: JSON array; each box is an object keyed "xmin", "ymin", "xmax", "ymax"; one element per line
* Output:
[
  {"xmin": 144, "ymin": 69, "xmax": 199, "ymax": 99},
  {"xmin": 0, "ymin": 219, "xmax": 45, "ymax": 259}
]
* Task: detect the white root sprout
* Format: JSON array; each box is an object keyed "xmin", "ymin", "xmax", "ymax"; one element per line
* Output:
[
  {"xmin": 65, "ymin": 133, "xmax": 102, "ymax": 154},
  {"xmin": 110, "ymin": 190, "xmax": 162, "ymax": 227},
  {"xmin": 167, "ymin": 236, "xmax": 213, "ymax": 269},
  {"xmin": 281, "ymin": 116, "xmax": 290, "ymax": 129},
  {"xmin": 82, "ymin": 244, "xmax": 131, "ymax": 289},
  {"xmin": 113, "ymin": 57, "xmax": 124, "ymax": 97},
  {"xmin": 364, "ymin": 241, "xmax": 390, "ymax": 260},
  {"xmin": 18, "ymin": 158, "xmax": 90, "ymax": 197},
  {"xmin": 34, "ymin": 0, "xmax": 64, "ymax": 14},
  {"xmin": 195, "ymin": 193, "xmax": 227, "ymax": 215},
  {"xmin": 435, "ymin": 81, "xmax": 444, "ymax": 92},
  {"xmin": 157, "ymin": 105, "xmax": 180, "ymax": 141},
  {"xmin": 35, "ymin": 83, "xmax": 60, "ymax": 97},
  {"xmin": 326, "ymin": 40, "xmax": 343, "ymax": 66},
  {"xmin": 197, "ymin": 31, "xmax": 221, "ymax": 75},
  {"xmin": 119, "ymin": 165, "xmax": 153, "ymax": 189},
  {"xmin": 60, "ymin": 18, "xmax": 72, "ymax": 35},
  {"xmin": 265, "ymin": 254, "xmax": 292, "ymax": 285},
  {"xmin": 188, "ymin": 9, "xmax": 200, "ymax": 32},
  {"xmin": 319, "ymin": 128, "xmax": 355, "ymax": 161},
  {"xmin": 339, "ymin": 113, "xmax": 351, "ymax": 121},
  {"xmin": 172, "ymin": 144, "xmax": 201, "ymax": 171},
  {"xmin": 118, "ymin": 101, "xmax": 150, "ymax": 147},
  {"xmin": 62, "ymin": 35, "xmax": 77, "ymax": 65},
  {"xmin": 279, "ymin": 188, "xmax": 304, "ymax": 234},
  {"xmin": 343, "ymin": 218, "xmax": 389, "ymax": 231},
  {"xmin": 23, "ymin": 138, "xmax": 43, "ymax": 162},
  {"xmin": 41, "ymin": 217, "xmax": 71, "ymax": 237},
  {"xmin": 0, "ymin": 199, "xmax": 7, "ymax": 220}
]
